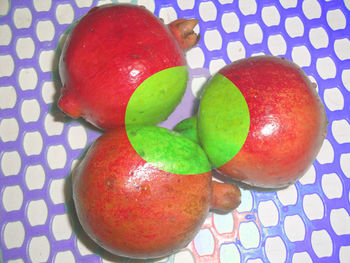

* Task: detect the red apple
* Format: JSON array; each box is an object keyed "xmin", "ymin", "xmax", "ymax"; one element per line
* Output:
[
  {"xmin": 58, "ymin": 4, "xmax": 199, "ymax": 130},
  {"xmin": 197, "ymin": 55, "xmax": 328, "ymax": 188}
]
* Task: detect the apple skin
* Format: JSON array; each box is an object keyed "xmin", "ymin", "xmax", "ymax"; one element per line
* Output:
[
  {"xmin": 199, "ymin": 56, "xmax": 328, "ymax": 189},
  {"xmin": 58, "ymin": 4, "xmax": 197, "ymax": 130},
  {"xmin": 72, "ymin": 127, "xmax": 212, "ymax": 259}
]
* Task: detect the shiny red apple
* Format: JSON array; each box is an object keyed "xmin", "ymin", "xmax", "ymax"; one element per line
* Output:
[
  {"xmin": 58, "ymin": 4, "xmax": 199, "ymax": 130},
  {"xmin": 72, "ymin": 126, "xmax": 240, "ymax": 259},
  {"xmin": 197, "ymin": 55, "xmax": 328, "ymax": 188}
]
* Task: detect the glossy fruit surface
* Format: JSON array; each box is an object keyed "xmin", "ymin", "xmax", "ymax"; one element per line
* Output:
[
  {"xmin": 58, "ymin": 4, "xmax": 198, "ymax": 130},
  {"xmin": 72, "ymin": 126, "xmax": 212, "ymax": 259},
  {"xmin": 198, "ymin": 56, "xmax": 327, "ymax": 188}
]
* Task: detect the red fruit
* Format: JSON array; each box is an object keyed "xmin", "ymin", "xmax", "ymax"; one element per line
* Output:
[
  {"xmin": 72, "ymin": 126, "xmax": 212, "ymax": 259},
  {"xmin": 58, "ymin": 4, "xmax": 199, "ymax": 130},
  {"xmin": 198, "ymin": 56, "xmax": 328, "ymax": 188}
]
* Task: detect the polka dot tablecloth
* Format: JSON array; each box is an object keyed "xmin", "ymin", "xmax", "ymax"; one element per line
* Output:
[{"xmin": 0, "ymin": 0, "xmax": 349, "ymax": 262}]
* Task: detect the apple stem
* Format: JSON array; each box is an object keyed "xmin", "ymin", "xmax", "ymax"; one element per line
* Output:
[{"xmin": 168, "ymin": 19, "xmax": 200, "ymax": 51}]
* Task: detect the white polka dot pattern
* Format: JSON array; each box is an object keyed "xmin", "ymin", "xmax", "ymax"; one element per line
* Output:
[{"xmin": 0, "ymin": 0, "xmax": 349, "ymax": 262}]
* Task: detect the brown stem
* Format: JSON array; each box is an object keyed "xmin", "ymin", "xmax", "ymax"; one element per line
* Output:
[{"xmin": 168, "ymin": 19, "xmax": 200, "ymax": 51}]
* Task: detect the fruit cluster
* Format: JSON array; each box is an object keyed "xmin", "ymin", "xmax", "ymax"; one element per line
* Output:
[{"xmin": 58, "ymin": 3, "xmax": 327, "ymax": 260}]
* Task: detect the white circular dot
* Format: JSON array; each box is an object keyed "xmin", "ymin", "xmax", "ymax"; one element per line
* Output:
[
  {"xmin": 265, "ymin": 236, "xmax": 287, "ymax": 263},
  {"xmin": 340, "ymin": 246, "xmax": 350, "ymax": 263},
  {"xmin": 39, "ymin": 50, "xmax": 57, "ymax": 72},
  {"xmin": 21, "ymin": 99, "xmax": 41, "ymax": 123},
  {"xmin": 262, "ymin": 6, "xmax": 280, "ymax": 26},
  {"xmin": 0, "ymin": 118, "xmax": 19, "ymax": 142},
  {"xmin": 2, "ymin": 185, "xmax": 23, "ymax": 212},
  {"xmin": 52, "ymin": 213, "xmax": 73, "ymax": 241},
  {"xmin": 47, "ymin": 145, "xmax": 67, "ymax": 169},
  {"xmin": 334, "ymin": 38, "xmax": 350, "ymax": 61},
  {"xmin": 49, "ymin": 178, "xmax": 67, "ymax": 204},
  {"xmin": 137, "ymin": 0, "xmax": 155, "ymax": 12},
  {"xmin": 29, "ymin": 236, "xmax": 50, "ymax": 263},
  {"xmin": 23, "ymin": 131, "xmax": 43, "ymax": 156},
  {"xmin": 327, "ymin": 9, "xmax": 346, "ymax": 30},
  {"xmin": 97, "ymin": 0, "xmax": 113, "ymax": 6},
  {"xmin": 330, "ymin": 208, "xmax": 350, "ymax": 236},
  {"xmin": 0, "ymin": 54, "xmax": 15, "ymax": 77},
  {"xmin": 213, "ymin": 213, "xmax": 234, "ymax": 234},
  {"xmin": 0, "ymin": 24, "xmax": 12, "ymax": 45},
  {"xmin": 199, "ymin": 1, "xmax": 217, "ymax": 22},
  {"xmin": 209, "ymin": 59, "xmax": 226, "ymax": 75},
  {"xmin": 345, "ymin": 0, "xmax": 350, "ymax": 10},
  {"xmin": 303, "ymin": 193, "xmax": 324, "ymax": 220},
  {"xmin": 227, "ymin": 41, "xmax": 246, "ymax": 62},
  {"xmin": 342, "ymin": 69, "xmax": 350, "ymax": 91},
  {"xmin": 299, "ymin": 165, "xmax": 316, "ymax": 185},
  {"xmin": 221, "ymin": 12, "xmax": 239, "ymax": 33},
  {"xmin": 285, "ymin": 16, "xmax": 304, "ymax": 38},
  {"xmin": 219, "ymin": 0, "xmax": 233, "ymax": 3},
  {"xmin": 204, "ymin": 29, "xmax": 222, "ymax": 51},
  {"xmin": 36, "ymin": 20, "xmax": 55, "ymax": 42},
  {"xmin": 42, "ymin": 81, "xmax": 57, "ymax": 104},
  {"xmin": 291, "ymin": 46, "xmax": 311, "ymax": 67},
  {"xmin": 284, "ymin": 215, "xmax": 306, "ymax": 242},
  {"xmin": 75, "ymin": 0, "xmax": 93, "ymax": 8},
  {"xmin": 56, "ymin": 4, "xmax": 74, "ymax": 24},
  {"xmin": 302, "ymin": 0, "xmax": 322, "ymax": 19},
  {"xmin": 311, "ymin": 230, "xmax": 333, "ymax": 258},
  {"xmin": 16, "ymin": 37, "xmax": 35, "ymax": 59},
  {"xmin": 68, "ymin": 125, "xmax": 87, "ymax": 150},
  {"xmin": 321, "ymin": 173, "xmax": 343, "ymax": 199},
  {"xmin": 247, "ymin": 259, "xmax": 263, "ymax": 263},
  {"xmin": 324, "ymin": 88, "xmax": 344, "ymax": 111},
  {"xmin": 176, "ymin": 0, "xmax": 194, "ymax": 10},
  {"xmin": 1, "ymin": 151, "xmax": 21, "ymax": 176},
  {"xmin": 13, "ymin": 8, "xmax": 32, "ymax": 28},
  {"xmin": 239, "ymin": 0, "xmax": 257, "ymax": 15},
  {"xmin": 309, "ymin": 27, "xmax": 329, "ymax": 49},
  {"xmin": 317, "ymin": 57, "xmax": 336, "ymax": 79},
  {"xmin": 316, "ymin": 139, "xmax": 334, "ymax": 164},
  {"xmin": 159, "ymin": 7, "xmax": 178, "ymax": 24},
  {"xmin": 277, "ymin": 184, "xmax": 298, "ymax": 206},
  {"xmin": 220, "ymin": 243, "xmax": 241, "ymax": 263},
  {"xmin": 292, "ymin": 252, "xmax": 312, "ymax": 263},
  {"xmin": 55, "ymin": 251, "xmax": 75, "ymax": 263},
  {"xmin": 258, "ymin": 200, "xmax": 279, "ymax": 227},
  {"xmin": 0, "ymin": 0, "xmax": 9, "ymax": 16},
  {"xmin": 27, "ymin": 199, "xmax": 48, "ymax": 226},
  {"xmin": 332, "ymin": 119, "xmax": 350, "ymax": 144},
  {"xmin": 340, "ymin": 153, "xmax": 350, "ymax": 178},
  {"xmin": 279, "ymin": 0, "xmax": 297, "ymax": 8},
  {"xmin": 244, "ymin": 23, "xmax": 263, "ymax": 44},
  {"xmin": 44, "ymin": 113, "xmax": 64, "ymax": 136},
  {"xmin": 267, "ymin": 34, "xmax": 287, "ymax": 55},
  {"xmin": 19, "ymin": 68, "xmax": 38, "ymax": 91},
  {"xmin": 174, "ymin": 250, "xmax": 195, "ymax": 263},
  {"xmin": 25, "ymin": 165, "xmax": 46, "ymax": 190},
  {"xmin": 186, "ymin": 47, "xmax": 205, "ymax": 69},
  {"xmin": 236, "ymin": 188, "xmax": 253, "ymax": 212},
  {"xmin": 33, "ymin": 0, "xmax": 52, "ymax": 11},
  {"xmin": 8, "ymin": 259, "xmax": 24, "ymax": 263},
  {"xmin": 0, "ymin": 85, "xmax": 16, "ymax": 109},
  {"xmin": 194, "ymin": 228, "xmax": 215, "ymax": 256},
  {"xmin": 3, "ymin": 221, "xmax": 25, "ymax": 249},
  {"xmin": 191, "ymin": 77, "xmax": 208, "ymax": 98},
  {"xmin": 239, "ymin": 222, "xmax": 260, "ymax": 249}
]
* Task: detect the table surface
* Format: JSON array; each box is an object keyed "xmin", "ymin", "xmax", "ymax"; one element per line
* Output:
[{"xmin": 1, "ymin": 0, "xmax": 349, "ymax": 262}]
